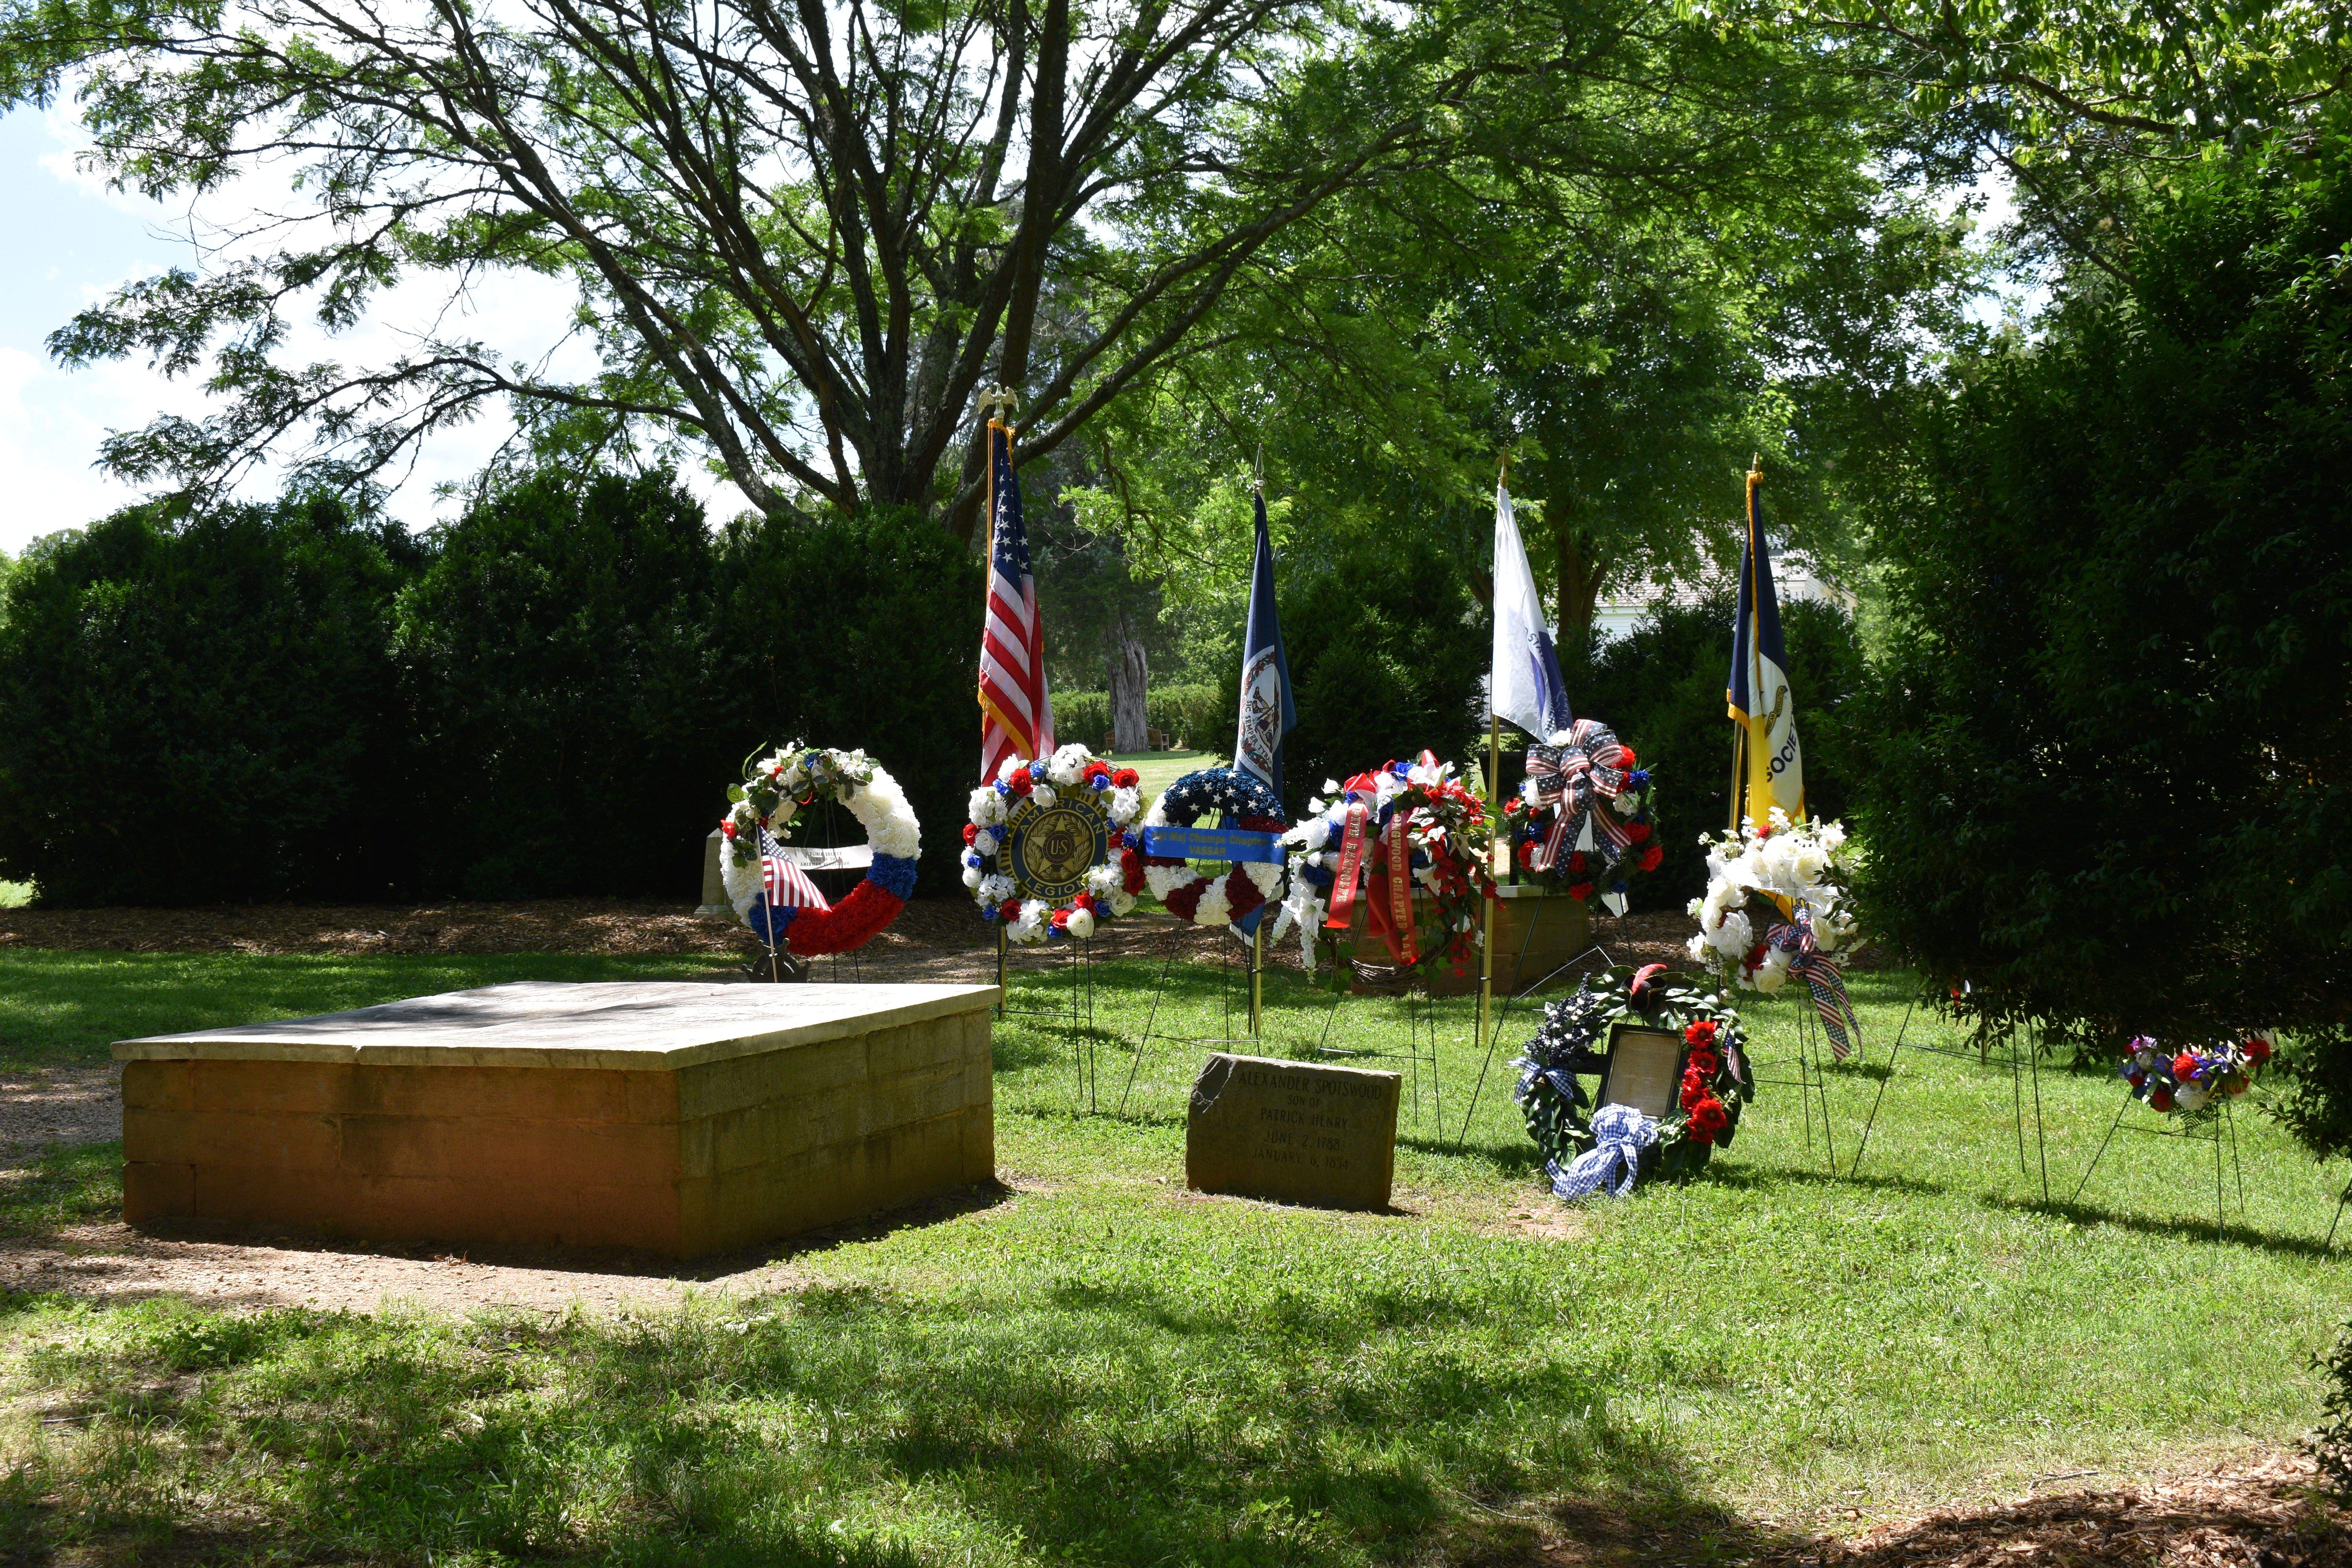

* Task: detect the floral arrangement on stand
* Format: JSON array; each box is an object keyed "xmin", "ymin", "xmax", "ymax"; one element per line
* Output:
[
  {"xmin": 2119, "ymin": 1033, "xmax": 2275, "ymax": 1115},
  {"xmin": 1686, "ymin": 808, "xmax": 1865, "ymax": 1057},
  {"xmin": 964, "ymin": 746, "xmax": 1144, "ymax": 946},
  {"xmin": 1501, "ymin": 719, "xmax": 1662, "ymax": 908},
  {"xmin": 719, "ymin": 744, "xmax": 922, "ymax": 955},
  {"xmin": 1512, "ymin": 964, "xmax": 1755, "ymax": 1198},
  {"xmin": 1268, "ymin": 752, "xmax": 1494, "ymax": 980},
  {"xmin": 1139, "ymin": 768, "xmax": 1289, "ymax": 929}
]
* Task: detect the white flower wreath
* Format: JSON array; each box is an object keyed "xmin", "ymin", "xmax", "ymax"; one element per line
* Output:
[
  {"xmin": 966, "ymin": 745, "xmax": 1145, "ymax": 946},
  {"xmin": 717, "ymin": 746, "xmax": 922, "ymax": 954}
]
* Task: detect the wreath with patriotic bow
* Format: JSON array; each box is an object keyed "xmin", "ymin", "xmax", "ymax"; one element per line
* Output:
[
  {"xmin": 1513, "ymin": 965, "xmax": 1755, "ymax": 1198},
  {"xmin": 719, "ymin": 745, "xmax": 922, "ymax": 955},
  {"xmin": 964, "ymin": 746, "xmax": 1146, "ymax": 945},
  {"xmin": 1502, "ymin": 719, "xmax": 1663, "ymax": 906},
  {"xmin": 1686, "ymin": 811, "xmax": 1865, "ymax": 1059},
  {"xmin": 1270, "ymin": 753, "xmax": 1494, "ymax": 978},
  {"xmin": 1140, "ymin": 768, "xmax": 1289, "ymax": 928}
]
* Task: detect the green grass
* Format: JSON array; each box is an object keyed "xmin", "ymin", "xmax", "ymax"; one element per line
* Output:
[
  {"xmin": 0, "ymin": 882, "xmax": 31, "ymax": 910},
  {"xmin": 0, "ymin": 951, "xmax": 2344, "ymax": 1563},
  {"xmin": 1102, "ymin": 748, "xmax": 1224, "ymax": 800}
]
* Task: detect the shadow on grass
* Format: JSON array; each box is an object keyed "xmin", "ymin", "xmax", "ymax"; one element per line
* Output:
[{"xmin": 0, "ymin": 1272, "xmax": 1817, "ymax": 1568}]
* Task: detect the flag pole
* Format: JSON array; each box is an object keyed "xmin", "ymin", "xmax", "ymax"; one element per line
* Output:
[{"xmin": 1479, "ymin": 450, "xmax": 1509, "ymax": 1089}]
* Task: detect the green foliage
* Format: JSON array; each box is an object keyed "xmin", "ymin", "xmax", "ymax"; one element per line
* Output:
[
  {"xmin": 1572, "ymin": 593, "xmax": 1865, "ymax": 904},
  {"xmin": 1849, "ymin": 116, "xmax": 2352, "ymax": 1155},
  {"xmin": 1051, "ymin": 685, "xmax": 1225, "ymax": 752},
  {"xmin": 1260, "ymin": 534, "xmax": 1484, "ymax": 816},
  {"xmin": 0, "ymin": 495, "xmax": 419, "ymax": 904},
  {"xmin": 2318, "ymin": 1319, "xmax": 2352, "ymax": 1504},
  {"xmin": 711, "ymin": 506, "xmax": 983, "ymax": 893},
  {"xmin": 397, "ymin": 468, "xmax": 730, "ymax": 900}
]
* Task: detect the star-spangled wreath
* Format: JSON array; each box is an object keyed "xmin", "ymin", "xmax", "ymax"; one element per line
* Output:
[
  {"xmin": 1140, "ymin": 768, "xmax": 1289, "ymax": 927},
  {"xmin": 1514, "ymin": 966, "xmax": 1756, "ymax": 1191},
  {"xmin": 718, "ymin": 744, "xmax": 922, "ymax": 955}
]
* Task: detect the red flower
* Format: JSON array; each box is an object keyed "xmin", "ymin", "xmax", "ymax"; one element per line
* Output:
[
  {"xmin": 1620, "ymin": 746, "xmax": 1638, "ymax": 767},
  {"xmin": 720, "ymin": 820, "xmax": 737, "ymax": 840},
  {"xmin": 1568, "ymin": 882, "xmax": 1594, "ymax": 901},
  {"xmin": 1112, "ymin": 768, "xmax": 1141, "ymax": 788},
  {"xmin": 1685, "ymin": 1047, "xmax": 1720, "ymax": 1079},
  {"xmin": 1568, "ymin": 852, "xmax": 1590, "ymax": 875},
  {"xmin": 2244, "ymin": 1036, "xmax": 2273, "ymax": 1063},
  {"xmin": 962, "ymin": 823, "xmax": 978, "ymax": 846},
  {"xmin": 998, "ymin": 899, "xmax": 1023, "ymax": 921},
  {"xmin": 1050, "ymin": 908, "xmax": 1071, "ymax": 930},
  {"xmin": 2172, "ymin": 1051, "xmax": 2200, "ymax": 1082},
  {"xmin": 1085, "ymin": 762, "xmax": 1111, "ymax": 783},
  {"xmin": 1007, "ymin": 772, "xmax": 1034, "ymax": 796},
  {"xmin": 1624, "ymin": 821, "xmax": 1651, "ymax": 845},
  {"xmin": 1679, "ymin": 1069, "xmax": 1708, "ymax": 1112},
  {"xmin": 2126, "ymin": 1068, "xmax": 2147, "ymax": 1089},
  {"xmin": 1686, "ymin": 1094, "xmax": 1729, "ymax": 1145},
  {"xmin": 1744, "ymin": 944, "xmax": 1768, "ymax": 969},
  {"xmin": 1684, "ymin": 1020, "xmax": 1719, "ymax": 1048},
  {"xmin": 2149, "ymin": 1085, "xmax": 2175, "ymax": 1111},
  {"xmin": 1121, "ymin": 847, "xmax": 1147, "ymax": 894},
  {"xmin": 1637, "ymin": 844, "xmax": 1664, "ymax": 873}
]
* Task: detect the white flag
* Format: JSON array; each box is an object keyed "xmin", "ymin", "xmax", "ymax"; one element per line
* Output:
[{"xmin": 1492, "ymin": 480, "xmax": 1573, "ymax": 740}]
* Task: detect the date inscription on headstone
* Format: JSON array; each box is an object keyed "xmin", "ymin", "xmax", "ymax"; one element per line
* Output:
[{"xmin": 1184, "ymin": 1053, "xmax": 1401, "ymax": 1211}]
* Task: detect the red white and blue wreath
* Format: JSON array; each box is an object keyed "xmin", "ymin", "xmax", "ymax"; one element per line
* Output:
[
  {"xmin": 1501, "ymin": 719, "xmax": 1661, "ymax": 909},
  {"xmin": 1140, "ymin": 768, "xmax": 1289, "ymax": 928},
  {"xmin": 1513, "ymin": 965, "xmax": 1755, "ymax": 1198},
  {"xmin": 719, "ymin": 745, "xmax": 922, "ymax": 954},
  {"xmin": 965, "ymin": 745, "xmax": 1145, "ymax": 945}
]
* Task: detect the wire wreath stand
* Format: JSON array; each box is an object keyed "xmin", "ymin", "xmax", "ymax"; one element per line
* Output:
[
  {"xmin": 2070, "ymin": 1085, "xmax": 2249, "ymax": 1242},
  {"xmin": 1846, "ymin": 997, "xmax": 2053, "ymax": 1201},
  {"xmin": 1115, "ymin": 909, "xmax": 1272, "ymax": 1117},
  {"xmin": 991, "ymin": 917, "xmax": 1102, "ymax": 1109},
  {"xmin": 741, "ymin": 790, "xmax": 878, "ymax": 985}
]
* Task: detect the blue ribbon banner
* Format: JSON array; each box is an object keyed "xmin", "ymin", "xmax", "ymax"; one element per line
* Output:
[{"xmin": 1140, "ymin": 825, "xmax": 1286, "ymax": 864}]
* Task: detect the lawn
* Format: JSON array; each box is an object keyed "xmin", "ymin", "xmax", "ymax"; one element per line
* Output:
[{"xmin": 0, "ymin": 947, "xmax": 2344, "ymax": 1564}]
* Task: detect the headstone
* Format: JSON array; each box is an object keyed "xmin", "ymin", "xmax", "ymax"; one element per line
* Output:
[{"xmin": 1185, "ymin": 1053, "xmax": 1400, "ymax": 1210}]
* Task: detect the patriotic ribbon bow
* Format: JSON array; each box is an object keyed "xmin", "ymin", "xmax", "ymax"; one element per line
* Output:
[
  {"xmin": 1766, "ymin": 906, "xmax": 1860, "ymax": 1061},
  {"xmin": 1525, "ymin": 719, "xmax": 1632, "ymax": 873},
  {"xmin": 1548, "ymin": 1104, "xmax": 1657, "ymax": 1200}
]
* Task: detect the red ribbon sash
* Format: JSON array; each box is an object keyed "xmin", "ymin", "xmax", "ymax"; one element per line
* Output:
[
  {"xmin": 1323, "ymin": 801, "xmax": 1372, "ymax": 930},
  {"xmin": 1367, "ymin": 808, "xmax": 1421, "ymax": 965}
]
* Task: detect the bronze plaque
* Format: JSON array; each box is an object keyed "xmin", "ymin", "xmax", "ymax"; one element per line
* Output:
[{"xmin": 999, "ymin": 796, "xmax": 1109, "ymax": 902}]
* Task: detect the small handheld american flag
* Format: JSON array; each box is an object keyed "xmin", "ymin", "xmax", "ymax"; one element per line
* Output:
[{"xmin": 759, "ymin": 826, "xmax": 831, "ymax": 912}]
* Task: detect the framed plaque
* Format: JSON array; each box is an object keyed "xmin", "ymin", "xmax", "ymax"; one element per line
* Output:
[
  {"xmin": 1597, "ymin": 1023, "xmax": 1687, "ymax": 1119},
  {"xmin": 994, "ymin": 790, "xmax": 1111, "ymax": 901}
]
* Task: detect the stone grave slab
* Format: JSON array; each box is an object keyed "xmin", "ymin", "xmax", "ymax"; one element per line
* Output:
[
  {"xmin": 113, "ymin": 981, "xmax": 998, "ymax": 1258},
  {"xmin": 1185, "ymin": 1053, "xmax": 1400, "ymax": 1211}
]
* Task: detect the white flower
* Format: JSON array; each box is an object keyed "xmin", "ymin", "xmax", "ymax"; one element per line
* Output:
[
  {"xmin": 962, "ymin": 864, "xmax": 983, "ymax": 890},
  {"xmin": 2174, "ymin": 1083, "xmax": 2210, "ymax": 1114},
  {"xmin": 1706, "ymin": 909, "xmax": 1753, "ymax": 959},
  {"xmin": 979, "ymin": 874, "xmax": 1015, "ymax": 906},
  {"xmin": 972, "ymin": 828, "xmax": 998, "ymax": 857},
  {"xmin": 1030, "ymin": 783, "xmax": 1058, "ymax": 810},
  {"xmin": 1066, "ymin": 907, "xmax": 1096, "ymax": 940},
  {"xmin": 969, "ymin": 787, "xmax": 1007, "ymax": 827},
  {"xmin": 1047, "ymin": 744, "xmax": 1089, "ymax": 786},
  {"xmin": 1302, "ymin": 817, "xmax": 1334, "ymax": 852},
  {"xmin": 1818, "ymin": 820, "xmax": 1848, "ymax": 855},
  {"xmin": 1791, "ymin": 844, "xmax": 1829, "ymax": 884},
  {"xmin": 1109, "ymin": 890, "xmax": 1138, "ymax": 917},
  {"xmin": 1086, "ymin": 864, "xmax": 1123, "ymax": 900},
  {"xmin": 1322, "ymin": 778, "xmax": 1341, "ymax": 794},
  {"xmin": 1545, "ymin": 729, "xmax": 1574, "ymax": 747},
  {"xmin": 1109, "ymin": 786, "xmax": 1142, "ymax": 824},
  {"xmin": 998, "ymin": 755, "xmax": 1027, "ymax": 784},
  {"xmin": 1686, "ymin": 896, "xmax": 1706, "ymax": 920},
  {"xmin": 1686, "ymin": 933, "xmax": 1713, "ymax": 965}
]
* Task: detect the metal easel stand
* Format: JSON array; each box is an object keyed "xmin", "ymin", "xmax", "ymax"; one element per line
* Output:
[
  {"xmin": 1450, "ymin": 896, "xmax": 1623, "ymax": 1150},
  {"xmin": 1116, "ymin": 916, "xmax": 1266, "ymax": 1118},
  {"xmin": 2071, "ymin": 1091, "xmax": 2248, "ymax": 1243},
  {"xmin": 1747, "ymin": 996, "xmax": 1838, "ymax": 1176},
  {"xmin": 1846, "ymin": 1001, "xmax": 2050, "ymax": 1201},
  {"xmin": 993, "ymin": 923, "xmax": 1101, "ymax": 1112},
  {"xmin": 1306, "ymin": 951, "xmax": 1452, "ymax": 1134}
]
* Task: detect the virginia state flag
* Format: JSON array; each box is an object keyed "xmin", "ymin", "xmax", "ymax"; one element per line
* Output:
[
  {"xmin": 1233, "ymin": 489, "xmax": 1297, "ymax": 798},
  {"xmin": 1728, "ymin": 468, "xmax": 1805, "ymax": 824},
  {"xmin": 1491, "ymin": 478, "xmax": 1573, "ymax": 741}
]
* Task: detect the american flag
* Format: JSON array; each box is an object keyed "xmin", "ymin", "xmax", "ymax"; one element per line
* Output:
[
  {"xmin": 759, "ymin": 826, "xmax": 831, "ymax": 912},
  {"xmin": 978, "ymin": 419, "xmax": 1054, "ymax": 783}
]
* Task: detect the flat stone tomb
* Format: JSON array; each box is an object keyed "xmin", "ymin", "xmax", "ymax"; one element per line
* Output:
[
  {"xmin": 1186, "ymin": 1053, "xmax": 1400, "ymax": 1212},
  {"xmin": 114, "ymin": 982, "xmax": 999, "ymax": 1258}
]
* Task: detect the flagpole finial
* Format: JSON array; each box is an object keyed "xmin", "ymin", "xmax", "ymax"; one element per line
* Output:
[
  {"xmin": 978, "ymin": 385, "xmax": 1020, "ymax": 426},
  {"xmin": 1253, "ymin": 437, "xmax": 1264, "ymax": 495}
]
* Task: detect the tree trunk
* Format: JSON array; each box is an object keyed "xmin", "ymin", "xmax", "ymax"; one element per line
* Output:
[
  {"xmin": 1554, "ymin": 517, "xmax": 1610, "ymax": 662},
  {"xmin": 1109, "ymin": 630, "xmax": 1150, "ymax": 753}
]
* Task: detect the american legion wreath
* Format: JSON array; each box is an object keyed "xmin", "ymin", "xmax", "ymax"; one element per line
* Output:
[
  {"xmin": 719, "ymin": 745, "xmax": 922, "ymax": 954},
  {"xmin": 965, "ymin": 746, "xmax": 1145, "ymax": 944}
]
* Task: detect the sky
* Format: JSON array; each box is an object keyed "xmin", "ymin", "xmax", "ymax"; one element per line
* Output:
[{"xmin": 0, "ymin": 103, "xmax": 744, "ymax": 558}]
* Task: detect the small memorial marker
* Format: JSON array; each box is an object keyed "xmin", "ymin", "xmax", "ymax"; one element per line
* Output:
[{"xmin": 1185, "ymin": 1053, "xmax": 1401, "ymax": 1211}]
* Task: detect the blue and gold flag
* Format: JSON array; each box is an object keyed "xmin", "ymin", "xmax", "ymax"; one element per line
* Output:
[{"xmin": 1727, "ymin": 468, "xmax": 1805, "ymax": 826}]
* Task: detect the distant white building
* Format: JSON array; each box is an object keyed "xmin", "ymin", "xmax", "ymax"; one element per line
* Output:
[{"xmin": 1590, "ymin": 551, "xmax": 1855, "ymax": 644}]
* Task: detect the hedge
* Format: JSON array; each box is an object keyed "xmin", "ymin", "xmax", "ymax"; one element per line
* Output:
[{"xmin": 1050, "ymin": 684, "xmax": 1225, "ymax": 753}]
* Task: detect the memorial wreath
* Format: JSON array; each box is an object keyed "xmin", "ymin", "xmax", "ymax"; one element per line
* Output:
[
  {"xmin": 965, "ymin": 746, "xmax": 1145, "ymax": 945},
  {"xmin": 1514, "ymin": 964, "xmax": 1755, "ymax": 1198},
  {"xmin": 1686, "ymin": 809, "xmax": 1865, "ymax": 1057},
  {"xmin": 1270, "ymin": 752, "xmax": 1494, "ymax": 975},
  {"xmin": 719, "ymin": 744, "xmax": 922, "ymax": 954},
  {"xmin": 1140, "ymin": 767, "xmax": 1289, "ymax": 928},
  {"xmin": 2119, "ymin": 1032, "xmax": 2274, "ymax": 1116},
  {"xmin": 1501, "ymin": 719, "xmax": 1662, "ymax": 906}
]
